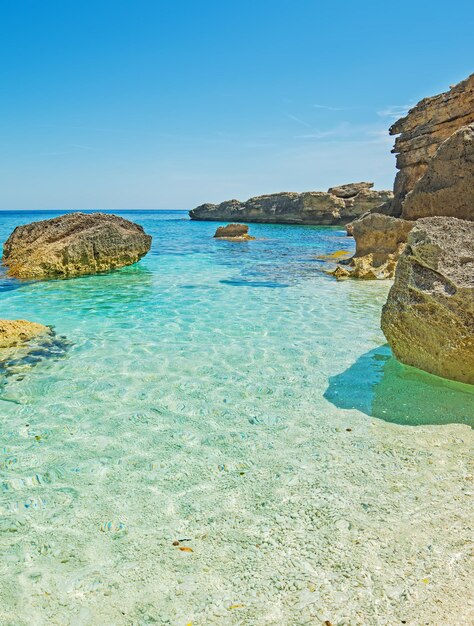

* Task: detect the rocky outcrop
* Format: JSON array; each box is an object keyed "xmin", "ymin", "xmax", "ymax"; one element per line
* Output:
[
  {"xmin": 190, "ymin": 183, "xmax": 392, "ymax": 225},
  {"xmin": 402, "ymin": 123, "xmax": 474, "ymax": 221},
  {"xmin": 381, "ymin": 217, "xmax": 474, "ymax": 384},
  {"xmin": 214, "ymin": 223, "xmax": 255, "ymax": 240},
  {"xmin": 328, "ymin": 182, "xmax": 374, "ymax": 198},
  {"xmin": 2, "ymin": 212, "xmax": 152, "ymax": 279},
  {"xmin": 388, "ymin": 74, "xmax": 474, "ymax": 216},
  {"xmin": 329, "ymin": 214, "xmax": 413, "ymax": 279},
  {"xmin": 338, "ymin": 74, "xmax": 474, "ymax": 280},
  {"xmin": 0, "ymin": 319, "xmax": 50, "ymax": 349}
]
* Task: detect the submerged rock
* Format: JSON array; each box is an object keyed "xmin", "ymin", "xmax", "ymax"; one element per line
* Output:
[
  {"xmin": 190, "ymin": 184, "xmax": 392, "ymax": 225},
  {"xmin": 213, "ymin": 223, "xmax": 255, "ymax": 240},
  {"xmin": 2, "ymin": 212, "xmax": 152, "ymax": 279},
  {"xmin": 402, "ymin": 123, "xmax": 474, "ymax": 221},
  {"xmin": 0, "ymin": 319, "xmax": 50, "ymax": 348},
  {"xmin": 381, "ymin": 217, "xmax": 474, "ymax": 384}
]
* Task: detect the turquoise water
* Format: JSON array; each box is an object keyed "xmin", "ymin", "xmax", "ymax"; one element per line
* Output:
[{"xmin": 1, "ymin": 211, "xmax": 473, "ymax": 625}]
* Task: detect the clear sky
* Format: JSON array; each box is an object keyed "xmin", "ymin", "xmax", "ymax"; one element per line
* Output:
[{"xmin": 1, "ymin": 0, "xmax": 473, "ymax": 210}]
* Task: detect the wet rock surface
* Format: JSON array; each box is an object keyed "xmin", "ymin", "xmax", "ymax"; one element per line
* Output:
[
  {"xmin": 2, "ymin": 212, "xmax": 152, "ymax": 279},
  {"xmin": 381, "ymin": 217, "xmax": 474, "ymax": 384}
]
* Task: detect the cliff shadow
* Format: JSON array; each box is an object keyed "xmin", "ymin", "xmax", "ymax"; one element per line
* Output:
[{"xmin": 324, "ymin": 345, "xmax": 474, "ymax": 428}]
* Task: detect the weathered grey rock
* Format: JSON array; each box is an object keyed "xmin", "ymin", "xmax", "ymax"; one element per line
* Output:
[
  {"xmin": 214, "ymin": 223, "xmax": 255, "ymax": 240},
  {"xmin": 381, "ymin": 217, "xmax": 474, "ymax": 384},
  {"xmin": 402, "ymin": 123, "xmax": 474, "ymax": 221},
  {"xmin": 388, "ymin": 74, "xmax": 474, "ymax": 216},
  {"xmin": 190, "ymin": 185, "xmax": 392, "ymax": 225},
  {"xmin": 0, "ymin": 319, "xmax": 50, "ymax": 349},
  {"xmin": 2, "ymin": 212, "xmax": 152, "ymax": 279}
]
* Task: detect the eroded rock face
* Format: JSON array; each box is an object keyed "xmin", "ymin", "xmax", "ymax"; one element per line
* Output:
[
  {"xmin": 402, "ymin": 123, "xmax": 474, "ymax": 221},
  {"xmin": 0, "ymin": 319, "xmax": 50, "ymax": 348},
  {"xmin": 336, "ymin": 214, "xmax": 413, "ymax": 279},
  {"xmin": 381, "ymin": 217, "xmax": 474, "ymax": 384},
  {"xmin": 2, "ymin": 212, "xmax": 152, "ymax": 279},
  {"xmin": 389, "ymin": 74, "xmax": 474, "ymax": 216},
  {"xmin": 190, "ymin": 184, "xmax": 392, "ymax": 225},
  {"xmin": 214, "ymin": 223, "xmax": 255, "ymax": 240}
]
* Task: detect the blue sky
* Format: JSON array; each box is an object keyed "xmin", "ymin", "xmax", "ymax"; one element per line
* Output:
[{"xmin": 0, "ymin": 1, "xmax": 473, "ymax": 210}]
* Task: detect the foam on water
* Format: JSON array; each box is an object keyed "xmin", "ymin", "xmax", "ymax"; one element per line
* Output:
[{"xmin": 0, "ymin": 211, "xmax": 473, "ymax": 625}]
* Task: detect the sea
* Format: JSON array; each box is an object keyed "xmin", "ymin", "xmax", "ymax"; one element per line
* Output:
[{"xmin": 1, "ymin": 210, "xmax": 473, "ymax": 625}]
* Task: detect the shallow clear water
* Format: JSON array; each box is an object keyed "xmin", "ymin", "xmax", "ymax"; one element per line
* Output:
[{"xmin": 0, "ymin": 211, "xmax": 473, "ymax": 625}]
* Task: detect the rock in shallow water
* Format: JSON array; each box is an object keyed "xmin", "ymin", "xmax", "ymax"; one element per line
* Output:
[
  {"xmin": 213, "ymin": 223, "xmax": 255, "ymax": 240},
  {"xmin": 0, "ymin": 319, "xmax": 50, "ymax": 348},
  {"xmin": 381, "ymin": 217, "xmax": 474, "ymax": 384},
  {"xmin": 2, "ymin": 212, "xmax": 152, "ymax": 279}
]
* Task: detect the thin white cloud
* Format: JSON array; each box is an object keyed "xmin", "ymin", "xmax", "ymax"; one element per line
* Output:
[
  {"xmin": 377, "ymin": 104, "xmax": 413, "ymax": 120},
  {"xmin": 286, "ymin": 113, "xmax": 312, "ymax": 128},
  {"xmin": 313, "ymin": 104, "xmax": 347, "ymax": 111}
]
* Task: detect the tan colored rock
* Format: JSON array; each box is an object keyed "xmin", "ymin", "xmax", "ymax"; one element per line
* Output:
[
  {"xmin": 388, "ymin": 74, "xmax": 474, "ymax": 215},
  {"xmin": 0, "ymin": 319, "xmax": 50, "ymax": 349},
  {"xmin": 2, "ymin": 212, "xmax": 152, "ymax": 279},
  {"xmin": 402, "ymin": 123, "xmax": 474, "ymax": 221},
  {"xmin": 190, "ymin": 185, "xmax": 392, "ymax": 225},
  {"xmin": 327, "ymin": 182, "xmax": 373, "ymax": 198},
  {"xmin": 326, "ymin": 265, "xmax": 351, "ymax": 280},
  {"xmin": 381, "ymin": 217, "xmax": 474, "ymax": 384},
  {"xmin": 213, "ymin": 223, "xmax": 255, "ymax": 240},
  {"xmin": 342, "ymin": 213, "xmax": 414, "ymax": 279}
]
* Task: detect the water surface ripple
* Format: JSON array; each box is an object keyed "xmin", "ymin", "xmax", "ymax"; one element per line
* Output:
[{"xmin": 0, "ymin": 210, "xmax": 473, "ymax": 625}]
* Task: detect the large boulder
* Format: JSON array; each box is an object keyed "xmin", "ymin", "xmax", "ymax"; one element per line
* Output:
[
  {"xmin": 0, "ymin": 319, "xmax": 50, "ymax": 349},
  {"xmin": 402, "ymin": 123, "xmax": 474, "ymax": 221},
  {"xmin": 381, "ymin": 217, "xmax": 474, "ymax": 384},
  {"xmin": 2, "ymin": 212, "xmax": 152, "ymax": 279},
  {"xmin": 189, "ymin": 184, "xmax": 392, "ymax": 225}
]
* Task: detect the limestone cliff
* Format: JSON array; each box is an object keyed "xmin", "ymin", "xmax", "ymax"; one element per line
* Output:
[
  {"xmin": 340, "ymin": 74, "xmax": 474, "ymax": 279},
  {"xmin": 389, "ymin": 74, "xmax": 474, "ymax": 216}
]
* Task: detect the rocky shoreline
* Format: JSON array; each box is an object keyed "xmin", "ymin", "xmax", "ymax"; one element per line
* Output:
[{"xmin": 189, "ymin": 182, "xmax": 392, "ymax": 225}]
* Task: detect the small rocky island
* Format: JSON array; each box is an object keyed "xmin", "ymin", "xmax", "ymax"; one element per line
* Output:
[
  {"xmin": 213, "ymin": 223, "xmax": 255, "ymax": 240},
  {"xmin": 190, "ymin": 182, "xmax": 392, "ymax": 225},
  {"xmin": 2, "ymin": 212, "xmax": 152, "ymax": 279}
]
